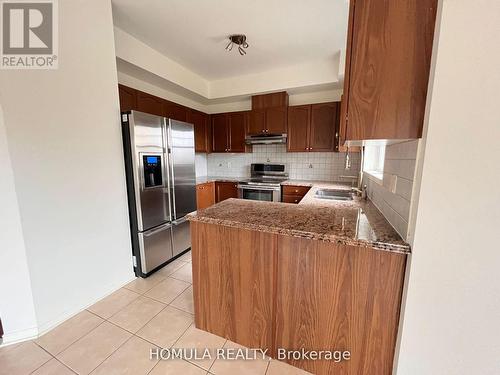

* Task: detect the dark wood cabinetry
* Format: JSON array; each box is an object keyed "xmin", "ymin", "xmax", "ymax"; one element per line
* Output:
[
  {"xmin": 136, "ymin": 91, "xmax": 164, "ymax": 117},
  {"xmin": 187, "ymin": 110, "xmax": 210, "ymax": 153},
  {"xmin": 282, "ymin": 185, "xmax": 311, "ymax": 204},
  {"xmin": 248, "ymin": 92, "xmax": 288, "ymax": 135},
  {"xmin": 287, "ymin": 102, "xmax": 338, "ymax": 152},
  {"xmin": 215, "ymin": 181, "xmax": 239, "ymax": 202},
  {"xmin": 310, "ymin": 103, "xmax": 337, "ymax": 152},
  {"xmin": 164, "ymin": 101, "xmax": 187, "ymax": 122},
  {"xmin": 118, "ymin": 84, "xmax": 137, "ymax": 111},
  {"xmin": 211, "ymin": 112, "xmax": 249, "ymax": 153},
  {"xmin": 341, "ymin": 0, "xmax": 437, "ymax": 141},
  {"xmin": 196, "ymin": 182, "xmax": 215, "ymax": 210},
  {"xmin": 211, "ymin": 113, "xmax": 229, "ymax": 153},
  {"xmin": 117, "ymin": 84, "xmax": 210, "ymax": 153},
  {"xmin": 287, "ymin": 105, "xmax": 310, "ymax": 152},
  {"xmin": 248, "ymin": 109, "xmax": 266, "ymax": 135}
]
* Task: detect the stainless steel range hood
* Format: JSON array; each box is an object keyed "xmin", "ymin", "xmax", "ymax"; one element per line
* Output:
[{"xmin": 245, "ymin": 134, "xmax": 287, "ymax": 145}]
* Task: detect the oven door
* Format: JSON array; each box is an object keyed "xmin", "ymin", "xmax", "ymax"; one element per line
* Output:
[{"xmin": 237, "ymin": 184, "xmax": 281, "ymax": 202}]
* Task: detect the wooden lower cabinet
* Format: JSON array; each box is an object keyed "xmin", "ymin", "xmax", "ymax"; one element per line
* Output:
[
  {"xmin": 196, "ymin": 182, "xmax": 215, "ymax": 210},
  {"xmin": 191, "ymin": 221, "xmax": 407, "ymax": 375},
  {"xmin": 215, "ymin": 181, "xmax": 238, "ymax": 203},
  {"xmin": 275, "ymin": 236, "xmax": 406, "ymax": 375},
  {"xmin": 191, "ymin": 222, "xmax": 276, "ymax": 350},
  {"xmin": 282, "ymin": 194, "xmax": 303, "ymax": 204},
  {"xmin": 282, "ymin": 185, "xmax": 311, "ymax": 204}
]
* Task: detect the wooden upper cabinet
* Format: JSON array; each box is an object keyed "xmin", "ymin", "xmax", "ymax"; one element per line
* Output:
[
  {"xmin": 248, "ymin": 92, "xmax": 288, "ymax": 136},
  {"xmin": 211, "ymin": 113, "xmax": 229, "ymax": 152},
  {"xmin": 187, "ymin": 110, "xmax": 210, "ymax": 153},
  {"xmin": 136, "ymin": 91, "xmax": 164, "ymax": 117},
  {"xmin": 287, "ymin": 103, "xmax": 337, "ymax": 152},
  {"xmin": 287, "ymin": 105, "xmax": 310, "ymax": 152},
  {"xmin": 248, "ymin": 109, "xmax": 266, "ymax": 135},
  {"xmin": 118, "ymin": 84, "xmax": 137, "ymax": 111},
  {"xmin": 215, "ymin": 181, "xmax": 239, "ymax": 202},
  {"xmin": 266, "ymin": 107, "xmax": 287, "ymax": 134},
  {"xmin": 228, "ymin": 111, "xmax": 247, "ymax": 152},
  {"xmin": 211, "ymin": 112, "xmax": 248, "ymax": 153},
  {"xmin": 309, "ymin": 103, "xmax": 337, "ymax": 152},
  {"xmin": 252, "ymin": 92, "xmax": 288, "ymax": 109},
  {"xmin": 343, "ymin": 0, "xmax": 437, "ymax": 141},
  {"xmin": 164, "ymin": 101, "xmax": 187, "ymax": 122}
]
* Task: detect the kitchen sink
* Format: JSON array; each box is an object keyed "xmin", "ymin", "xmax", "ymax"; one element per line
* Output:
[{"xmin": 314, "ymin": 189, "xmax": 354, "ymax": 201}]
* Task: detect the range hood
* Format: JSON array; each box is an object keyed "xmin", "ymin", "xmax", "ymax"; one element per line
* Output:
[{"xmin": 245, "ymin": 134, "xmax": 287, "ymax": 145}]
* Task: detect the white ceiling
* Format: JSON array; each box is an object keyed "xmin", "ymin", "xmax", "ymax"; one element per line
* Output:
[{"xmin": 112, "ymin": 0, "xmax": 349, "ymax": 81}]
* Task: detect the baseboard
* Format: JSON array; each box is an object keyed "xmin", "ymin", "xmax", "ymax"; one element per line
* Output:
[
  {"xmin": 36, "ymin": 275, "xmax": 137, "ymax": 336},
  {"xmin": 0, "ymin": 326, "xmax": 39, "ymax": 347},
  {"xmin": 0, "ymin": 274, "xmax": 136, "ymax": 346}
]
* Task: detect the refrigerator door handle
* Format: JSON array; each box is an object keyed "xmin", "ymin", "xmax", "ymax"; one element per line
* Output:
[
  {"xmin": 172, "ymin": 216, "xmax": 188, "ymax": 226},
  {"xmin": 166, "ymin": 121, "xmax": 177, "ymax": 220},
  {"xmin": 143, "ymin": 223, "xmax": 172, "ymax": 237}
]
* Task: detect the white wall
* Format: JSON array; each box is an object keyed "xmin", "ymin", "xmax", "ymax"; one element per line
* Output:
[
  {"xmin": 396, "ymin": 1, "xmax": 500, "ymax": 373},
  {"xmin": 0, "ymin": 0, "xmax": 134, "ymax": 340},
  {"xmin": 0, "ymin": 106, "xmax": 38, "ymax": 343}
]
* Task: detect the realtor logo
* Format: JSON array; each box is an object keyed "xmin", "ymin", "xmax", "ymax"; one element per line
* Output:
[{"xmin": 1, "ymin": 0, "xmax": 58, "ymax": 69}]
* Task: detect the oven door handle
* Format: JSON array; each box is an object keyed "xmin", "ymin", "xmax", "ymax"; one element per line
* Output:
[{"xmin": 237, "ymin": 184, "xmax": 280, "ymax": 191}]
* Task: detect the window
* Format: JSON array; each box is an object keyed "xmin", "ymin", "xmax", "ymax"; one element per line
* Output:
[{"xmin": 363, "ymin": 145, "xmax": 385, "ymax": 181}]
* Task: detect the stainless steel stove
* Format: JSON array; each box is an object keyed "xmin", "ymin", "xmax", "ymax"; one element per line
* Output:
[{"xmin": 237, "ymin": 163, "xmax": 288, "ymax": 202}]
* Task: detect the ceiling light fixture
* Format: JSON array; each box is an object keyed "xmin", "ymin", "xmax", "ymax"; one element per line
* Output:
[{"xmin": 225, "ymin": 34, "xmax": 249, "ymax": 55}]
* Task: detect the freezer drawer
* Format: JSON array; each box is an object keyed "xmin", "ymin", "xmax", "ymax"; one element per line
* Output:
[
  {"xmin": 138, "ymin": 223, "xmax": 173, "ymax": 273},
  {"xmin": 172, "ymin": 217, "xmax": 191, "ymax": 257}
]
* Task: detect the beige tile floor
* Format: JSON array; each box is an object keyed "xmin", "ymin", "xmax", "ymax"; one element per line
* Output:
[{"xmin": 0, "ymin": 251, "xmax": 311, "ymax": 375}]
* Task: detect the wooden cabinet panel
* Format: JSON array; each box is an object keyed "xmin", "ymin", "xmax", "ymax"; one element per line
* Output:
[
  {"xmin": 191, "ymin": 222, "xmax": 276, "ymax": 351},
  {"xmin": 228, "ymin": 112, "xmax": 247, "ymax": 152},
  {"xmin": 188, "ymin": 110, "xmax": 209, "ymax": 153},
  {"xmin": 282, "ymin": 185, "xmax": 310, "ymax": 196},
  {"xmin": 136, "ymin": 91, "xmax": 164, "ymax": 117},
  {"xmin": 251, "ymin": 91, "xmax": 288, "ymax": 109},
  {"xmin": 118, "ymin": 84, "xmax": 137, "ymax": 111},
  {"xmin": 344, "ymin": 0, "xmax": 437, "ymax": 140},
  {"xmin": 211, "ymin": 114, "xmax": 229, "ymax": 152},
  {"xmin": 282, "ymin": 185, "xmax": 310, "ymax": 204},
  {"xmin": 282, "ymin": 194, "xmax": 304, "ymax": 204},
  {"xmin": 287, "ymin": 105, "xmax": 310, "ymax": 152},
  {"xmin": 196, "ymin": 182, "xmax": 215, "ymax": 210},
  {"xmin": 211, "ymin": 112, "xmax": 248, "ymax": 153},
  {"xmin": 275, "ymin": 236, "xmax": 406, "ymax": 374},
  {"xmin": 164, "ymin": 101, "xmax": 187, "ymax": 122},
  {"xmin": 266, "ymin": 107, "xmax": 287, "ymax": 134},
  {"xmin": 248, "ymin": 109, "xmax": 266, "ymax": 135},
  {"xmin": 310, "ymin": 103, "xmax": 337, "ymax": 152},
  {"xmin": 215, "ymin": 181, "xmax": 238, "ymax": 203}
]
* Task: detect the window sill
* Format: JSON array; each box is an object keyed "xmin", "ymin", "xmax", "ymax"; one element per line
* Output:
[{"xmin": 364, "ymin": 170, "xmax": 383, "ymax": 185}]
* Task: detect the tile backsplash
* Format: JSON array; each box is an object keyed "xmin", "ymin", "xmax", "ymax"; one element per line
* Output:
[
  {"xmin": 363, "ymin": 140, "xmax": 419, "ymax": 241},
  {"xmin": 205, "ymin": 144, "xmax": 361, "ymax": 182}
]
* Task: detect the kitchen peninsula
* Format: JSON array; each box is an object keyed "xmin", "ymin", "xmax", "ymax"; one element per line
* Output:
[{"xmin": 187, "ymin": 185, "xmax": 409, "ymax": 375}]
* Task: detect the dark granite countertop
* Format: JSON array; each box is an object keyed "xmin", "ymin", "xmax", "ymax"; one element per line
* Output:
[{"xmin": 188, "ymin": 181, "xmax": 411, "ymax": 254}]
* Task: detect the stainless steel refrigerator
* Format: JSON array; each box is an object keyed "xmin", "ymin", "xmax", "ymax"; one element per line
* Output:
[{"xmin": 121, "ymin": 110, "xmax": 196, "ymax": 277}]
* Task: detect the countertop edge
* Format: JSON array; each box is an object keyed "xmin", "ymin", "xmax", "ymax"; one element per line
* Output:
[{"xmin": 187, "ymin": 215, "xmax": 411, "ymax": 255}]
